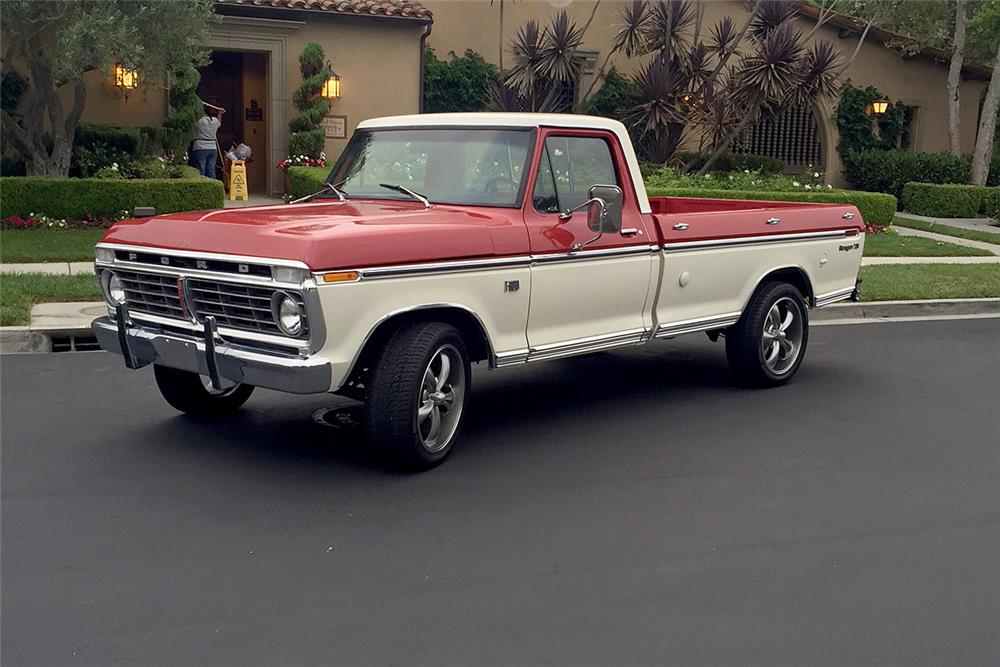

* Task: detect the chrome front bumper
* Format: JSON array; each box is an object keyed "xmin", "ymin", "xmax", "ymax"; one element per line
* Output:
[{"xmin": 92, "ymin": 315, "xmax": 332, "ymax": 394}]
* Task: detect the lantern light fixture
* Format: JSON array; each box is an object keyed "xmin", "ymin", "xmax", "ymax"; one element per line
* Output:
[
  {"xmin": 322, "ymin": 62, "xmax": 341, "ymax": 100},
  {"xmin": 114, "ymin": 64, "xmax": 139, "ymax": 91},
  {"xmin": 870, "ymin": 99, "xmax": 889, "ymax": 115}
]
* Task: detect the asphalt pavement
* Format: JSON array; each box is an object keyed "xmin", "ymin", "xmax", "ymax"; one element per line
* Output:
[{"xmin": 2, "ymin": 319, "xmax": 998, "ymax": 666}]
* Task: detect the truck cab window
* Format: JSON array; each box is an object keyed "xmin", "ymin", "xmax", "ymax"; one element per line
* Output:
[{"xmin": 533, "ymin": 136, "xmax": 618, "ymax": 214}]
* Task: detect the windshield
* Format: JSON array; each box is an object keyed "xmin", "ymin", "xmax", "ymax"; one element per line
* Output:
[{"xmin": 325, "ymin": 128, "xmax": 534, "ymax": 207}]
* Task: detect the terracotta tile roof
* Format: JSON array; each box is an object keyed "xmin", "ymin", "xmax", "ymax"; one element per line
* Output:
[{"xmin": 215, "ymin": 0, "xmax": 432, "ymax": 21}]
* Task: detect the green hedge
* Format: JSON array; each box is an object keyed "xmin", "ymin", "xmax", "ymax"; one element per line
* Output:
[
  {"xmin": 646, "ymin": 186, "xmax": 897, "ymax": 229},
  {"xmin": 982, "ymin": 189, "xmax": 1000, "ymax": 223},
  {"xmin": 0, "ymin": 176, "xmax": 224, "ymax": 219},
  {"xmin": 901, "ymin": 182, "xmax": 1000, "ymax": 218},
  {"xmin": 287, "ymin": 166, "xmax": 329, "ymax": 199},
  {"xmin": 843, "ymin": 150, "xmax": 1000, "ymax": 202}
]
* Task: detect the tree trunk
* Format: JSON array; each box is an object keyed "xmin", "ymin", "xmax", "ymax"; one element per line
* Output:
[
  {"xmin": 970, "ymin": 43, "xmax": 1000, "ymax": 186},
  {"xmin": 947, "ymin": 0, "xmax": 967, "ymax": 156}
]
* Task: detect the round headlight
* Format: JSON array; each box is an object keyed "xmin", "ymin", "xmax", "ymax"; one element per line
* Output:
[
  {"xmin": 273, "ymin": 292, "xmax": 303, "ymax": 336},
  {"xmin": 102, "ymin": 271, "xmax": 126, "ymax": 305}
]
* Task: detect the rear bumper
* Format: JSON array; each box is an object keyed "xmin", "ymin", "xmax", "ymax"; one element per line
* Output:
[{"xmin": 92, "ymin": 316, "xmax": 332, "ymax": 394}]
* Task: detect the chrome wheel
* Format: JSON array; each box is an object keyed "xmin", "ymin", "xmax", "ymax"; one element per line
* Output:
[
  {"xmin": 417, "ymin": 344, "xmax": 466, "ymax": 453},
  {"xmin": 761, "ymin": 297, "xmax": 803, "ymax": 375}
]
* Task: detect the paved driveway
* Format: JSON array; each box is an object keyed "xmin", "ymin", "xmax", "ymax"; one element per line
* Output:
[{"xmin": 2, "ymin": 319, "xmax": 998, "ymax": 666}]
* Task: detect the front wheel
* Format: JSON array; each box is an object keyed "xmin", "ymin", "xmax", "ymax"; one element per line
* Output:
[
  {"xmin": 153, "ymin": 365, "xmax": 255, "ymax": 416},
  {"xmin": 726, "ymin": 282, "xmax": 809, "ymax": 387},
  {"xmin": 364, "ymin": 322, "xmax": 470, "ymax": 470}
]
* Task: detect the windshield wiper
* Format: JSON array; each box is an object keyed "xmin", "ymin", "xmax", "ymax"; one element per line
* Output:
[
  {"xmin": 291, "ymin": 181, "xmax": 347, "ymax": 204},
  {"xmin": 379, "ymin": 183, "xmax": 431, "ymax": 209}
]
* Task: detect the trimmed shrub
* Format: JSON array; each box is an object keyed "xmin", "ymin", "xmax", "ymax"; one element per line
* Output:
[
  {"xmin": 289, "ymin": 43, "xmax": 331, "ymax": 158},
  {"xmin": 982, "ymin": 189, "xmax": 1000, "ymax": 223},
  {"xmin": 842, "ymin": 149, "xmax": 970, "ymax": 202},
  {"xmin": 287, "ymin": 166, "xmax": 329, "ymax": 199},
  {"xmin": 901, "ymin": 182, "xmax": 999, "ymax": 218},
  {"xmin": 0, "ymin": 176, "xmax": 223, "ymax": 219},
  {"xmin": 645, "ymin": 186, "xmax": 897, "ymax": 229}
]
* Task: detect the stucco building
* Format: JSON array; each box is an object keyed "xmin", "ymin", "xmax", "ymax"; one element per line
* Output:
[
  {"xmin": 70, "ymin": 0, "xmax": 992, "ymax": 193},
  {"xmin": 423, "ymin": 0, "xmax": 993, "ymax": 185}
]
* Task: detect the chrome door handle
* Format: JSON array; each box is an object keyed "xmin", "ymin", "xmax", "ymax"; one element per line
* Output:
[
  {"xmin": 672, "ymin": 223, "xmax": 689, "ymax": 231},
  {"xmin": 620, "ymin": 228, "xmax": 640, "ymax": 237},
  {"xmin": 766, "ymin": 217, "xmax": 781, "ymax": 225}
]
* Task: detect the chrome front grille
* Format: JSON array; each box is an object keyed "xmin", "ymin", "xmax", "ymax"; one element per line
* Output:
[
  {"xmin": 106, "ymin": 268, "xmax": 308, "ymax": 340},
  {"xmin": 187, "ymin": 279, "xmax": 307, "ymax": 338},
  {"xmin": 117, "ymin": 270, "xmax": 185, "ymax": 319}
]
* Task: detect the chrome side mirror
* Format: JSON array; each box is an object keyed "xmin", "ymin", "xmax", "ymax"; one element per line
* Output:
[{"xmin": 586, "ymin": 184, "xmax": 623, "ymax": 233}]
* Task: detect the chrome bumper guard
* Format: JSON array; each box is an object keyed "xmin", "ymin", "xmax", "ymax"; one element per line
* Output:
[{"xmin": 92, "ymin": 312, "xmax": 332, "ymax": 395}]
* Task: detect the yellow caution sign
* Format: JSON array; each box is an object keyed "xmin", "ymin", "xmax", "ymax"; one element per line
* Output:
[{"xmin": 229, "ymin": 160, "xmax": 248, "ymax": 201}]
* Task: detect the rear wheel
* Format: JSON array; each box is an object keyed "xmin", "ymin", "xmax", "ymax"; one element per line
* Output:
[
  {"xmin": 726, "ymin": 282, "xmax": 808, "ymax": 387},
  {"xmin": 364, "ymin": 322, "xmax": 470, "ymax": 470},
  {"xmin": 153, "ymin": 365, "xmax": 254, "ymax": 416}
]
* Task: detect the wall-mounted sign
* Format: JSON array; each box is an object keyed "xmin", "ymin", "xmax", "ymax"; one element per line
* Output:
[
  {"xmin": 245, "ymin": 107, "xmax": 263, "ymax": 122},
  {"xmin": 322, "ymin": 115, "xmax": 347, "ymax": 139}
]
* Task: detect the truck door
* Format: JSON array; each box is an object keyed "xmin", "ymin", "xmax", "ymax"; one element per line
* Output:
[{"xmin": 523, "ymin": 130, "xmax": 655, "ymax": 359}]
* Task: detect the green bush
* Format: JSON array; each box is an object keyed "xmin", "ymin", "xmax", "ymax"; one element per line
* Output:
[
  {"xmin": 645, "ymin": 186, "xmax": 897, "ymax": 229},
  {"xmin": 982, "ymin": 189, "xmax": 1000, "ymax": 223},
  {"xmin": 644, "ymin": 168, "xmax": 822, "ymax": 191},
  {"xmin": 288, "ymin": 43, "xmax": 330, "ymax": 158},
  {"xmin": 0, "ymin": 176, "xmax": 223, "ymax": 219},
  {"xmin": 841, "ymin": 149, "xmax": 970, "ymax": 202},
  {"xmin": 901, "ymin": 182, "xmax": 999, "ymax": 218},
  {"xmin": 287, "ymin": 166, "xmax": 329, "ymax": 199},
  {"xmin": 423, "ymin": 47, "xmax": 498, "ymax": 113}
]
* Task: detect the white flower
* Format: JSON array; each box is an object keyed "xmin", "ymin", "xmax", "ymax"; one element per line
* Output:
[
  {"xmin": 827, "ymin": 184, "xmax": 833, "ymax": 189},
  {"xmin": 792, "ymin": 181, "xmax": 801, "ymax": 187},
  {"xmin": 804, "ymin": 184, "xmax": 812, "ymax": 190},
  {"xmin": 744, "ymin": 169, "xmax": 750, "ymax": 174},
  {"xmin": 813, "ymin": 172, "xmax": 820, "ymax": 178}
]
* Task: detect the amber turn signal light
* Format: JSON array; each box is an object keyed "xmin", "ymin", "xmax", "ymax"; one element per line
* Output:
[{"xmin": 322, "ymin": 271, "xmax": 360, "ymax": 283}]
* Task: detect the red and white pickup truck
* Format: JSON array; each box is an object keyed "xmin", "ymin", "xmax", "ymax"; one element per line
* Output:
[{"xmin": 93, "ymin": 113, "xmax": 864, "ymax": 468}]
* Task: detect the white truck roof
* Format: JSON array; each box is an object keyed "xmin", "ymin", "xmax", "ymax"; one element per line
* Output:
[{"xmin": 358, "ymin": 112, "xmax": 652, "ymax": 213}]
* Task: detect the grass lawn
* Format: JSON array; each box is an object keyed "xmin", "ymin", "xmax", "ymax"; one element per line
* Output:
[
  {"xmin": 863, "ymin": 231, "xmax": 991, "ymax": 257},
  {"xmin": 893, "ymin": 216, "xmax": 1000, "ymax": 246},
  {"xmin": 859, "ymin": 264, "xmax": 1000, "ymax": 302},
  {"xmin": 0, "ymin": 273, "xmax": 101, "ymax": 326},
  {"xmin": 0, "ymin": 228, "xmax": 106, "ymax": 263}
]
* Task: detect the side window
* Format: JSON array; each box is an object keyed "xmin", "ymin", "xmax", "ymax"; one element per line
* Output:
[{"xmin": 533, "ymin": 135, "xmax": 619, "ymax": 214}]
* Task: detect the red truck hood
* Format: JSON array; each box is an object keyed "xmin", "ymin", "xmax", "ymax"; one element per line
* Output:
[{"xmin": 100, "ymin": 200, "xmax": 525, "ymax": 271}]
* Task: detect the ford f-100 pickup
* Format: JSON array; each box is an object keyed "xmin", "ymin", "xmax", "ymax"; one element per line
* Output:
[{"xmin": 93, "ymin": 113, "xmax": 864, "ymax": 469}]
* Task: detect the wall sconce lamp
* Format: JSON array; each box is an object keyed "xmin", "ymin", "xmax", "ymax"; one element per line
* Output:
[
  {"xmin": 322, "ymin": 62, "xmax": 341, "ymax": 100},
  {"xmin": 869, "ymin": 99, "xmax": 889, "ymax": 115},
  {"xmin": 114, "ymin": 64, "xmax": 139, "ymax": 92}
]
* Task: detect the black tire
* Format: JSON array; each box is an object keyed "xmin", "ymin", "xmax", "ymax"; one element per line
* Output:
[
  {"xmin": 726, "ymin": 282, "xmax": 809, "ymax": 387},
  {"xmin": 364, "ymin": 321, "xmax": 471, "ymax": 471},
  {"xmin": 153, "ymin": 364, "xmax": 254, "ymax": 416}
]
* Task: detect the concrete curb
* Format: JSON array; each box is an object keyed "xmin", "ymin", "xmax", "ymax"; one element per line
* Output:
[
  {"xmin": 2, "ymin": 298, "xmax": 998, "ymax": 353},
  {"xmin": 811, "ymin": 298, "xmax": 1000, "ymax": 321}
]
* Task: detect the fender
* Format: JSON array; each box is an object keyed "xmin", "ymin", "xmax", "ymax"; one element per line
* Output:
[{"xmin": 741, "ymin": 265, "xmax": 815, "ymax": 312}]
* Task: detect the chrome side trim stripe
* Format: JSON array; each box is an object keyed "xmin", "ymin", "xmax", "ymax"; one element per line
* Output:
[
  {"xmin": 655, "ymin": 312, "xmax": 742, "ymax": 338},
  {"xmin": 664, "ymin": 229, "xmax": 851, "ymax": 252},
  {"xmin": 526, "ymin": 328, "xmax": 647, "ymax": 363},
  {"xmin": 530, "ymin": 245, "xmax": 657, "ymax": 264},
  {"xmin": 359, "ymin": 255, "xmax": 532, "ymax": 279},
  {"xmin": 494, "ymin": 348, "xmax": 529, "ymax": 368},
  {"xmin": 335, "ymin": 245, "xmax": 658, "ymax": 282},
  {"xmin": 814, "ymin": 286, "xmax": 855, "ymax": 308}
]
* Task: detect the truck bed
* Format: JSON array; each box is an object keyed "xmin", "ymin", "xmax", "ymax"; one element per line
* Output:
[{"xmin": 648, "ymin": 196, "xmax": 863, "ymax": 244}]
